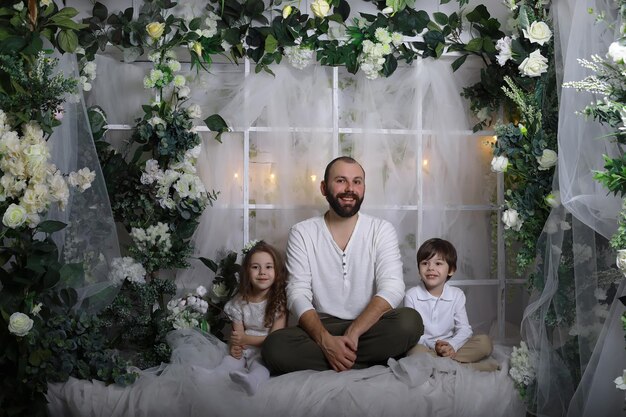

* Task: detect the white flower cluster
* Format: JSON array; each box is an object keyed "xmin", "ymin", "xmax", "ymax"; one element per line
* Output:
[
  {"xmin": 495, "ymin": 17, "xmax": 551, "ymax": 79},
  {"xmin": 509, "ymin": 341, "xmax": 537, "ymax": 388},
  {"xmin": 167, "ymin": 285, "xmax": 210, "ymax": 330},
  {"xmin": 140, "ymin": 146, "xmax": 208, "ymax": 210},
  {"xmin": 358, "ymin": 28, "xmax": 403, "ymax": 80},
  {"xmin": 144, "ymin": 51, "xmax": 186, "ymax": 90},
  {"xmin": 108, "ymin": 256, "xmax": 147, "ymax": 286},
  {"xmin": 284, "ymin": 45, "xmax": 314, "ymax": 70},
  {"xmin": 193, "ymin": 12, "xmax": 219, "ymax": 39},
  {"xmin": 80, "ymin": 60, "xmax": 97, "ymax": 92},
  {"xmin": 0, "ymin": 113, "xmax": 95, "ymax": 229},
  {"xmin": 131, "ymin": 222, "xmax": 172, "ymax": 252}
]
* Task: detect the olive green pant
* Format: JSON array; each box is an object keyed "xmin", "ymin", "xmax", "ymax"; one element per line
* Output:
[{"xmin": 261, "ymin": 307, "xmax": 423, "ymax": 374}]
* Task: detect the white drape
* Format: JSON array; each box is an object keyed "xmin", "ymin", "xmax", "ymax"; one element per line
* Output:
[{"xmin": 521, "ymin": 0, "xmax": 626, "ymax": 415}]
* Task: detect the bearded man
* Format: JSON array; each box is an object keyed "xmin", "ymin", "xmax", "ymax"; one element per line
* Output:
[{"xmin": 262, "ymin": 156, "xmax": 423, "ymax": 374}]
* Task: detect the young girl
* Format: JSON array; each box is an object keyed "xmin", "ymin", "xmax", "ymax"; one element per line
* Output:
[{"xmin": 218, "ymin": 240, "xmax": 287, "ymax": 395}]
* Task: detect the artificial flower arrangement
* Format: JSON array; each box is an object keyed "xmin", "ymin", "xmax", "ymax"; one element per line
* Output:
[
  {"xmin": 0, "ymin": 2, "xmax": 138, "ymax": 410},
  {"xmin": 508, "ymin": 341, "xmax": 538, "ymax": 400}
]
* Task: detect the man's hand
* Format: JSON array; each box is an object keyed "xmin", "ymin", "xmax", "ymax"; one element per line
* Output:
[
  {"xmin": 435, "ymin": 340, "xmax": 456, "ymax": 358},
  {"xmin": 320, "ymin": 332, "xmax": 357, "ymax": 372}
]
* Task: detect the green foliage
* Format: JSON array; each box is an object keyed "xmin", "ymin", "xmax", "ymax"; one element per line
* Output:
[
  {"xmin": 611, "ymin": 206, "xmax": 626, "ymax": 249},
  {"xmin": 0, "ymin": 2, "xmax": 86, "ymax": 57},
  {"xmin": 0, "ymin": 53, "xmax": 77, "ymax": 133},
  {"xmin": 98, "ymin": 278, "xmax": 177, "ymax": 369},
  {"xmin": 199, "ymin": 251, "xmax": 241, "ymax": 340}
]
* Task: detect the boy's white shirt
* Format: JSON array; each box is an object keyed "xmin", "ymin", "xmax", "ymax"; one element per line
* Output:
[{"xmin": 403, "ymin": 281, "xmax": 473, "ymax": 351}]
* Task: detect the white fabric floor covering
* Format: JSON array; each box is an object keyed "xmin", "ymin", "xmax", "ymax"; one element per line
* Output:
[{"xmin": 47, "ymin": 329, "xmax": 525, "ymax": 417}]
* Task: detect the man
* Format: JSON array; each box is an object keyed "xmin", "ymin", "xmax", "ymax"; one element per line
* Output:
[{"xmin": 262, "ymin": 156, "xmax": 423, "ymax": 373}]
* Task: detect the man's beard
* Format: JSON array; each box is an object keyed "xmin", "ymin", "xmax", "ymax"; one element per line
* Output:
[{"xmin": 325, "ymin": 190, "xmax": 364, "ymax": 218}]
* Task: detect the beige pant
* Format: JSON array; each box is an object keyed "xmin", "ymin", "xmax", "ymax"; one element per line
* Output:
[{"xmin": 407, "ymin": 334, "xmax": 492, "ymax": 363}]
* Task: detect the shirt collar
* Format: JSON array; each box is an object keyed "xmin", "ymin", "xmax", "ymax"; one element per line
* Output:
[{"xmin": 415, "ymin": 281, "xmax": 454, "ymax": 301}]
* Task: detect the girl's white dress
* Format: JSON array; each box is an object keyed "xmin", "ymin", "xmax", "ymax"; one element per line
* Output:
[{"xmin": 224, "ymin": 296, "xmax": 269, "ymax": 363}]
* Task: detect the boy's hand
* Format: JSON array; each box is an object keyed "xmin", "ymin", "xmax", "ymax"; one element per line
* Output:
[
  {"xmin": 435, "ymin": 340, "xmax": 456, "ymax": 358},
  {"xmin": 229, "ymin": 343, "xmax": 243, "ymax": 359}
]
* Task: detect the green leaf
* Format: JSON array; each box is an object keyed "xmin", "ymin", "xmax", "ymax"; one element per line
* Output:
[
  {"xmin": 36, "ymin": 221, "xmax": 67, "ymax": 234},
  {"xmin": 189, "ymin": 17, "xmax": 202, "ymax": 31},
  {"xmin": 52, "ymin": 7, "xmax": 80, "ymax": 20},
  {"xmin": 433, "ymin": 12, "xmax": 448, "ymax": 26},
  {"xmin": 451, "ymin": 54, "xmax": 467, "ymax": 72},
  {"xmin": 57, "ymin": 29, "xmax": 79, "ymax": 53},
  {"xmin": 518, "ymin": 6, "xmax": 530, "ymax": 29},
  {"xmin": 93, "ymin": 2, "xmax": 108, "ymax": 22},
  {"xmin": 465, "ymin": 37, "xmax": 483, "ymax": 52},
  {"xmin": 435, "ymin": 42, "xmax": 444, "ymax": 57},
  {"xmin": 334, "ymin": 0, "xmax": 350, "ymax": 22},
  {"xmin": 204, "ymin": 114, "xmax": 229, "ymax": 142},
  {"xmin": 264, "ymin": 34, "xmax": 278, "ymax": 53},
  {"xmin": 198, "ymin": 257, "xmax": 219, "ymax": 272}
]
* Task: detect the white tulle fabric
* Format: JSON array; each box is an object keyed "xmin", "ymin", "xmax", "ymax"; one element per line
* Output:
[
  {"xmin": 46, "ymin": 53, "xmax": 120, "ymax": 311},
  {"xmin": 177, "ymin": 60, "xmax": 498, "ymax": 333},
  {"xmin": 520, "ymin": 0, "xmax": 626, "ymax": 416},
  {"xmin": 47, "ymin": 328, "xmax": 524, "ymax": 417}
]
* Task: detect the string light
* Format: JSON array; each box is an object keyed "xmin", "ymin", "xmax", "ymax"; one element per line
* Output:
[
  {"xmin": 233, "ymin": 172, "xmax": 239, "ymax": 179},
  {"xmin": 310, "ymin": 174, "xmax": 317, "ymax": 182},
  {"xmin": 422, "ymin": 159, "xmax": 428, "ymax": 168}
]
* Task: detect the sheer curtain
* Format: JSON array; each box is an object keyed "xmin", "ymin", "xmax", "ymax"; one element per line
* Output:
[
  {"xmin": 176, "ymin": 58, "xmax": 499, "ymax": 337},
  {"xmin": 521, "ymin": 0, "xmax": 626, "ymax": 415},
  {"xmin": 47, "ymin": 53, "xmax": 120, "ymax": 311}
]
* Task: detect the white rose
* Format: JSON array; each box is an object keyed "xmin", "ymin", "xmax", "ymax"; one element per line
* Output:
[
  {"xmin": 495, "ymin": 36, "xmax": 513, "ymax": 66},
  {"xmin": 212, "ymin": 282, "xmax": 229, "ymax": 298},
  {"xmin": 617, "ymin": 249, "xmax": 626, "ymax": 273},
  {"xmin": 8, "ymin": 312, "xmax": 34, "ymax": 337},
  {"xmin": 178, "ymin": 86, "xmax": 191, "ymax": 98},
  {"xmin": 149, "ymin": 116, "xmax": 166, "ymax": 127},
  {"xmin": 522, "ymin": 21, "xmax": 552, "ymax": 46},
  {"xmin": 310, "ymin": 0, "xmax": 330, "ymax": 18},
  {"xmin": 519, "ymin": 50, "xmax": 548, "ymax": 77},
  {"xmin": 3, "ymin": 203, "xmax": 27, "ymax": 228},
  {"xmin": 537, "ymin": 149, "xmax": 557, "ymax": 170},
  {"xmin": 491, "ymin": 155, "xmax": 509, "ymax": 172},
  {"xmin": 502, "ymin": 208, "xmax": 523, "ymax": 231},
  {"xmin": 608, "ymin": 41, "xmax": 626, "ymax": 64},
  {"xmin": 545, "ymin": 191, "xmax": 560, "ymax": 208},
  {"xmin": 187, "ymin": 104, "xmax": 202, "ymax": 119},
  {"xmin": 196, "ymin": 285, "xmax": 208, "ymax": 297}
]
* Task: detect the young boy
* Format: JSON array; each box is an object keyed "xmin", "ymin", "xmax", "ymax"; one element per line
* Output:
[{"xmin": 404, "ymin": 238, "xmax": 496, "ymax": 370}]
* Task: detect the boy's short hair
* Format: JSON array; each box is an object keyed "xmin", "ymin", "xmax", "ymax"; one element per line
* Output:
[{"xmin": 416, "ymin": 238, "xmax": 457, "ymax": 273}]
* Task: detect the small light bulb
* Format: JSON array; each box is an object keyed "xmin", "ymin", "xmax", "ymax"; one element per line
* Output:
[
  {"xmin": 422, "ymin": 159, "xmax": 428, "ymax": 167},
  {"xmin": 270, "ymin": 173, "xmax": 275, "ymax": 180},
  {"xmin": 234, "ymin": 172, "xmax": 239, "ymax": 179},
  {"xmin": 310, "ymin": 174, "xmax": 317, "ymax": 182}
]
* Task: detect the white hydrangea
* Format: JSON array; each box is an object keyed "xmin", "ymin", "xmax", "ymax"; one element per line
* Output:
[
  {"xmin": 167, "ymin": 286, "xmax": 211, "ymax": 330},
  {"xmin": 67, "ymin": 167, "xmax": 96, "ymax": 192},
  {"xmin": 284, "ymin": 45, "xmax": 314, "ymax": 70},
  {"xmin": 131, "ymin": 222, "xmax": 173, "ymax": 252},
  {"xmin": 374, "ymin": 28, "xmax": 392, "ymax": 45},
  {"xmin": 509, "ymin": 341, "xmax": 537, "ymax": 387},
  {"xmin": 108, "ymin": 257, "xmax": 147, "ymax": 285}
]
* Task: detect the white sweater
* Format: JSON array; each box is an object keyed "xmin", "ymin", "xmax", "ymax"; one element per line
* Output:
[{"xmin": 286, "ymin": 213, "xmax": 405, "ymax": 320}]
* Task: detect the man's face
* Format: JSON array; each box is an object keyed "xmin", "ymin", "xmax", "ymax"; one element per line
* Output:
[{"xmin": 321, "ymin": 160, "xmax": 365, "ymax": 218}]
